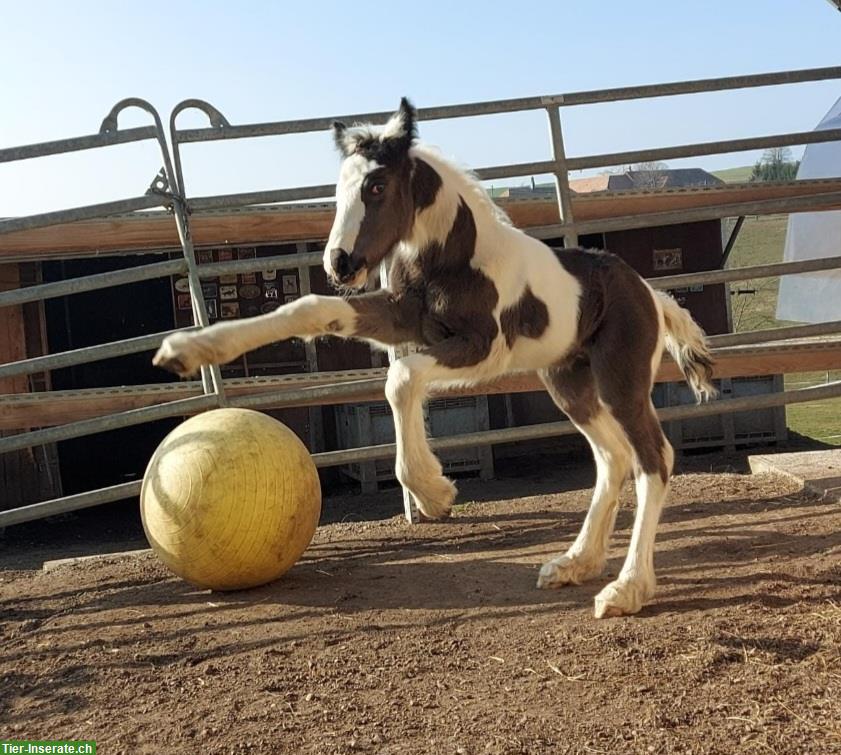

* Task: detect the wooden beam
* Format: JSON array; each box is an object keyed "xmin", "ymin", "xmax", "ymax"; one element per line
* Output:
[
  {"xmin": 0, "ymin": 265, "xmax": 27, "ymax": 395},
  {"xmin": 1, "ymin": 341, "xmax": 839, "ymax": 431},
  {"xmin": 2, "ymin": 179, "xmax": 841, "ymax": 260}
]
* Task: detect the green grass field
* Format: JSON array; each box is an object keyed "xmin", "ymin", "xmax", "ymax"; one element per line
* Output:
[
  {"xmin": 712, "ymin": 165, "xmax": 754, "ymax": 183},
  {"xmin": 725, "ymin": 213, "xmax": 841, "ymax": 445}
]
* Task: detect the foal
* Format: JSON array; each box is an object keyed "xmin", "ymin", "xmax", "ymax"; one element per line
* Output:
[{"xmin": 154, "ymin": 98, "xmax": 715, "ymax": 617}]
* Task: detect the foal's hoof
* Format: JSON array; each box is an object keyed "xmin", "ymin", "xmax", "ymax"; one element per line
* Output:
[
  {"xmin": 153, "ymin": 333, "xmax": 208, "ymax": 378},
  {"xmin": 411, "ymin": 476, "xmax": 457, "ymax": 520},
  {"xmin": 536, "ymin": 553, "xmax": 605, "ymax": 589},
  {"xmin": 593, "ymin": 578, "xmax": 653, "ymax": 619}
]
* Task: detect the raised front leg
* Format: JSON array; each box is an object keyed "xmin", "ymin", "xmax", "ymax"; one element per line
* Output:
[
  {"xmin": 153, "ymin": 290, "xmax": 418, "ymax": 377},
  {"xmin": 385, "ymin": 338, "xmax": 503, "ymax": 519}
]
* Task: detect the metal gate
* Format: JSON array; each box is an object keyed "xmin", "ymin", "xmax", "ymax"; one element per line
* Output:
[{"xmin": 2, "ymin": 66, "xmax": 841, "ymax": 525}]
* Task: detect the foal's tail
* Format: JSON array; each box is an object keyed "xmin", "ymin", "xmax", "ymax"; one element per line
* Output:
[{"xmin": 656, "ymin": 291, "xmax": 717, "ymax": 403}]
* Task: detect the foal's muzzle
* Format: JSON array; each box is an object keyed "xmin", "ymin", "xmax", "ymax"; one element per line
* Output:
[{"xmin": 329, "ymin": 248, "xmax": 365, "ymax": 285}]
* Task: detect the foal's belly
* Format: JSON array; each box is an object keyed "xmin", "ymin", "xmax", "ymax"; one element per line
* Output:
[
  {"xmin": 505, "ymin": 307, "xmax": 579, "ymax": 370},
  {"xmin": 501, "ymin": 260, "xmax": 582, "ymax": 371}
]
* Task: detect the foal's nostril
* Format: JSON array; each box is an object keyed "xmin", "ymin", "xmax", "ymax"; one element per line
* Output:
[
  {"xmin": 330, "ymin": 248, "xmax": 351, "ymax": 279},
  {"xmin": 330, "ymin": 248, "xmax": 364, "ymax": 282}
]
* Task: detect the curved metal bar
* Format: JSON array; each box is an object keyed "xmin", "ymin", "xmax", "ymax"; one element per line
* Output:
[
  {"xmin": 160, "ymin": 100, "xmax": 229, "ymax": 402},
  {"xmin": 168, "ymin": 98, "xmax": 231, "ymax": 197},
  {"xmin": 170, "ymin": 98, "xmax": 231, "ymax": 130},
  {"xmin": 99, "ymin": 97, "xmax": 165, "ymax": 135}
]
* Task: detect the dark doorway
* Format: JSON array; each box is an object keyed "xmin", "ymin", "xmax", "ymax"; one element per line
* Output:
[{"xmin": 43, "ymin": 254, "xmax": 181, "ymax": 498}]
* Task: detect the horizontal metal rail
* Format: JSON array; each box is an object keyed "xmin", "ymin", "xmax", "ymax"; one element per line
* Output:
[
  {"xmin": 0, "ymin": 258, "xmax": 188, "ymax": 308},
  {"xmin": 0, "ymin": 395, "xmax": 218, "ymax": 455},
  {"xmin": 5, "ymin": 377, "xmax": 838, "ymax": 527},
  {"xmin": 0, "ymin": 195, "xmax": 168, "ymax": 236},
  {"xmin": 188, "ymin": 186, "xmax": 336, "ymax": 211},
  {"xmin": 2, "ymin": 251, "xmax": 840, "ymax": 380},
  {"xmin": 311, "ymin": 378, "xmax": 841, "ymax": 467},
  {"xmin": 198, "ymin": 251, "xmax": 324, "ymax": 277},
  {"xmin": 184, "ymin": 158, "xmax": 566, "ymax": 210},
  {"xmin": 0, "ymin": 126, "xmax": 159, "ymax": 163},
  {"xmin": 649, "ymin": 254, "xmax": 841, "ymax": 290},
  {"xmin": 533, "ymin": 189, "xmax": 841, "ymax": 237},
  {"xmin": 0, "ymin": 328, "xmax": 194, "ymax": 380},
  {"xmin": 0, "ymin": 253, "xmax": 329, "ymax": 310},
  {"xmin": 179, "ymin": 151, "xmax": 841, "ymax": 222},
  {"xmin": 3, "ymin": 235, "xmax": 839, "ymax": 316},
  {"xmin": 557, "ymin": 65, "xmax": 841, "ymax": 107},
  {"xmin": 220, "ymin": 324, "xmax": 841, "ymax": 413},
  {"xmin": 173, "ymin": 65, "xmax": 841, "ymax": 144},
  {"xmin": 230, "ymin": 377, "xmax": 388, "ymax": 412},
  {"xmin": 0, "ymin": 481, "xmax": 142, "ymax": 528},
  {"xmin": 566, "ymin": 127, "xmax": 841, "ymax": 172},
  {"xmin": 709, "ymin": 321, "xmax": 841, "ymax": 348}
]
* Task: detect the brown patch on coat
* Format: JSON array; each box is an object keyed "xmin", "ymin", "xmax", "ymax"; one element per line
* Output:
[
  {"xmin": 500, "ymin": 286, "xmax": 549, "ymax": 349},
  {"xmin": 549, "ymin": 248, "xmax": 670, "ymax": 481},
  {"xmin": 539, "ymin": 355, "xmax": 598, "ymax": 426},
  {"xmin": 411, "ymin": 158, "xmax": 442, "ymax": 212},
  {"xmin": 348, "ymin": 290, "xmax": 425, "ymax": 346},
  {"xmin": 349, "ymin": 198, "xmax": 498, "ymax": 369}
]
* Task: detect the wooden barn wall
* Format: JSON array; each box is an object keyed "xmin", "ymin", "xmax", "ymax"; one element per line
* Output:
[{"xmin": 0, "ymin": 263, "xmax": 61, "ymax": 509}]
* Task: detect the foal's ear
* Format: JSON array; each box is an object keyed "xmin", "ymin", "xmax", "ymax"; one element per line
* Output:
[
  {"xmin": 381, "ymin": 97, "xmax": 417, "ymax": 150},
  {"xmin": 332, "ymin": 121, "xmax": 351, "ymax": 156}
]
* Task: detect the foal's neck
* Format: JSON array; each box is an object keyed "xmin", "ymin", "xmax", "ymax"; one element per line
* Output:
[{"xmin": 407, "ymin": 146, "xmax": 508, "ymax": 259}]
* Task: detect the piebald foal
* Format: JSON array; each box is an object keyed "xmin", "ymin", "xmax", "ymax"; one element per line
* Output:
[{"xmin": 154, "ymin": 98, "xmax": 715, "ymax": 617}]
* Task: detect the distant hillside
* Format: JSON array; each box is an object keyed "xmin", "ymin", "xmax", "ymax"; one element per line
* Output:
[{"xmin": 712, "ymin": 165, "xmax": 753, "ymax": 183}]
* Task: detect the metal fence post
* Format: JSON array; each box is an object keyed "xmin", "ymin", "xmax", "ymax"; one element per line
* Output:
[{"xmin": 546, "ymin": 104, "xmax": 578, "ymax": 248}]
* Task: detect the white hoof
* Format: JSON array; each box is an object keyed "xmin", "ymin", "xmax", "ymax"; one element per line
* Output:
[
  {"xmin": 409, "ymin": 475, "xmax": 457, "ymax": 520},
  {"xmin": 536, "ymin": 552, "xmax": 605, "ymax": 589},
  {"xmin": 153, "ymin": 333, "xmax": 214, "ymax": 377},
  {"xmin": 593, "ymin": 577, "xmax": 654, "ymax": 619}
]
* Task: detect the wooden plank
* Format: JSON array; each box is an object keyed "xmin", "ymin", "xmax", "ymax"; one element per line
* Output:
[
  {"xmin": 0, "ymin": 265, "xmax": 28, "ymax": 394},
  {"xmin": 3, "ymin": 179, "xmax": 841, "ymax": 260},
  {"xmin": 0, "ymin": 264, "xmax": 34, "ymax": 508},
  {"xmin": 1, "ymin": 341, "xmax": 839, "ymax": 431}
]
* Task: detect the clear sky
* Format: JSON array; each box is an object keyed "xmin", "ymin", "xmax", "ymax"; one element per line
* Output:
[{"xmin": 2, "ymin": 1, "xmax": 840, "ymax": 217}]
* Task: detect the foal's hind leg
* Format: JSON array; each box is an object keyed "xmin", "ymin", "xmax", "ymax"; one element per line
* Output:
[
  {"xmin": 587, "ymin": 351, "xmax": 674, "ymax": 618},
  {"xmin": 536, "ymin": 361, "xmax": 632, "ymax": 588},
  {"xmin": 592, "ymin": 401, "xmax": 673, "ymax": 618}
]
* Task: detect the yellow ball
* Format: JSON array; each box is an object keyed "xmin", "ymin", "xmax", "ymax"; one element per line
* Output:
[{"xmin": 140, "ymin": 408, "xmax": 321, "ymax": 590}]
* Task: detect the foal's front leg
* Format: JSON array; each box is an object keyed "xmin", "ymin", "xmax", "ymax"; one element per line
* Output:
[
  {"xmin": 153, "ymin": 291, "xmax": 414, "ymax": 377},
  {"xmin": 384, "ymin": 339, "xmax": 500, "ymax": 519}
]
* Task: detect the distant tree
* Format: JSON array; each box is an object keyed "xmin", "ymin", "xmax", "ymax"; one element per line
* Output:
[
  {"xmin": 750, "ymin": 147, "xmax": 800, "ymax": 182},
  {"xmin": 629, "ymin": 160, "xmax": 669, "ymax": 189}
]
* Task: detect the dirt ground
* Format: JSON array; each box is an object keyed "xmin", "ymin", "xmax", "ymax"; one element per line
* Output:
[{"xmin": 2, "ymin": 461, "xmax": 840, "ymax": 754}]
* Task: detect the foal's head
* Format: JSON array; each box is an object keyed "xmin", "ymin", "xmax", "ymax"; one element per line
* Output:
[{"xmin": 325, "ymin": 98, "xmax": 431, "ymax": 289}]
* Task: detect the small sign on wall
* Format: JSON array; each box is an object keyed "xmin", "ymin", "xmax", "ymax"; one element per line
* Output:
[{"xmin": 653, "ymin": 248, "xmax": 683, "ymax": 272}]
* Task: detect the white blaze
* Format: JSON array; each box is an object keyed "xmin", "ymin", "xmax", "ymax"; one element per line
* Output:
[{"xmin": 324, "ymin": 154, "xmax": 379, "ymax": 276}]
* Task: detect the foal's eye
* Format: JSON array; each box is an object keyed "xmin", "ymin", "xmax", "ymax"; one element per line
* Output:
[{"xmin": 370, "ymin": 182, "xmax": 386, "ymax": 196}]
